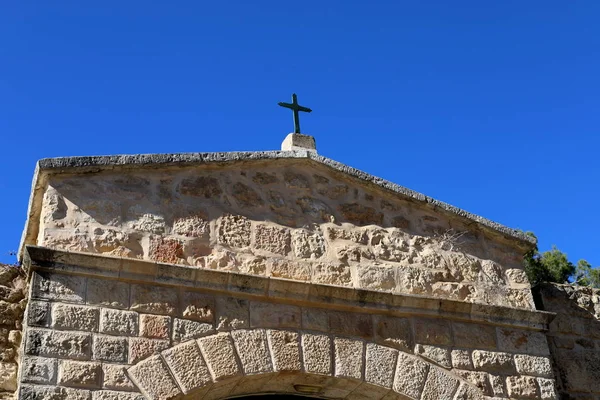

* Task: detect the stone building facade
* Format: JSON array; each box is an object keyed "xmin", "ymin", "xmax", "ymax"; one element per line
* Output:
[{"xmin": 4, "ymin": 137, "xmax": 594, "ymax": 399}]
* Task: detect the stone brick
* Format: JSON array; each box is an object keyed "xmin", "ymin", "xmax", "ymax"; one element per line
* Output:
[
  {"xmin": 301, "ymin": 308, "xmax": 329, "ymax": 332},
  {"xmin": 182, "ymin": 291, "xmax": 215, "ymax": 322},
  {"xmin": 268, "ymin": 330, "xmax": 301, "ymax": 371},
  {"xmin": 130, "ymin": 284, "xmax": 178, "ymax": 316},
  {"xmin": 18, "ymin": 384, "xmax": 91, "ymax": 400},
  {"xmin": 25, "ymin": 329, "xmax": 91, "ymax": 360},
  {"xmin": 312, "ymin": 263, "xmax": 352, "ymax": 286},
  {"xmin": 338, "ymin": 203, "xmax": 383, "ymax": 225},
  {"xmin": 197, "ymin": 333, "xmax": 241, "ymax": 381},
  {"xmin": 357, "ymin": 265, "xmax": 396, "ymax": 291},
  {"xmin": 268, "ymin": 259, "xmax": 311, "ymax": 281},
  {"xmin": 454, "ymin": 370, "xmax": 492, "ymax": 396},
  {"xmin": 27, "ymin": 301, "xmax": 50, "ymax": 327},
  {"xmin": 393, "ymin": 352, "xmax": 429, "ymax": 399},
  {"xmin": 514, "ymin": 354, "xmax": 553, "ymax": 378},
  {"xmin": 472, "ymin": 350, "xmax": 516, "ymax": 374},
  {"xmin": 506, "ymin": 375, "xmax": 539, "ymax": 399},
  {"xmin": 52, "ymin": 304, "xmax": 99, "ymax": 332},
  {"xmin": 139, "ymin": 314, "xmax": 170, "ymax": 339},
  {"xmin": 129, "ymin": 337, "xmax": 169, "ymax": 364},
  {"xmin": 421, "ymin": 366, "xmax": 460, "ymax": 400},
  {"xmin": 334, "ymin": 337, "xmax": 364, "ymax": 380},
  {"xmin": 291, "ymin": 228, "xmax": 326, "ymax": 259},
  {"xmin": 451, "ymin": 349, "xmax": 473, "ymax": 370},
  {"xmin": 100, "ymin": 309, "xmax": 138, "ymax": 336},
  {"xmin": 21, "ymin": 356, "xmax": 58, "ymax": 384},
  {"xmin": 301, "ymin": 332, "xmax": 330, "ymax": 374},
  {"xmin": 218, "ymin": 214, "xmax": 251, "ymax": 248},
  {"xmin": 86, "ymin": 278, "xmax": 130, "ymax": 309},
  {"xmin": 101, "ymin": 364, "xmax": 136, "ymax": 391},
  {"xmin": 497, "ymin": 328, "xmax": 550, "ymax": 356},
  {"xmin": 413, "ymin": 318, "xmax": 452, "ymax": 346},
  {"xmin": 372, "ymin": 316, "xmax": 411, "ymax": 352},
  {"xmin": 253, "ymin": 224, "xmax": 291, "ymax": 255},
  {"xmin": 415, "ymin": 344, "xmax": 451, "ymax": 368},
  {"xmin": 0, "ymin": 361, "xmax": 17, "ymax": 391},
  {"xmin": 32, "ymin": 272, "xmax": 86, "ymax": 303},
  {"xmin": 92, "ymin": 391, "xmax": 145, "ymax": 400},
  {"xmin": 537, "ymin": 378, "xmax": 557, "ymax": 400},
  {"xmin": 128, "ymin": 355, "xmax": 182, "ymax": 400},
  {"xmin": 58, "ymin": 360, "xmax": 101, "ymax": 388},
  {"xmin": 453, "ymin": 382, "xmax": 484, "ymax": 400},
  {"xmin": 453, "ymin": 322, "xmax": 496, "ymax": 349},
  {"xmin": 365, "ymin": 343, "xmax": 398, "ymax": 389},
  {"xmin": 178, "ymin": 175, "xmax": 222, "ymax": 198},
  {"xmin": 329, "ymin": 311, "xmax": 373, "ymax": 339},
  {"xmin": 250, "ymin": 302, "xmax": 300, "ymax": 329},
  {"xmin": 231, "ymin": 329, "xmax": 273, "ymax": 374},
  {"xmin": 92, "ymin": 335, "xmax": 127, "ymax": 363},
  {"xmin": 162, "ymin": 340, "xmax": 212, "ymax": 394},
  {"xmin": 172, "ymin": 318, "xmax": 214, "ymax": 342},
  {"xmin": 216, "ymin": 296, "xmax": 249, "ymax": 331},
  {"xmin": 489, "ymin": 374, "xmax": 506, "ymax": 397}
]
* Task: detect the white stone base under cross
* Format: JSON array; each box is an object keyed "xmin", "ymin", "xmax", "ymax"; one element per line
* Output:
[{"xmin": 281, "ymin": 133, "xmax": 317, "ymax": 153}]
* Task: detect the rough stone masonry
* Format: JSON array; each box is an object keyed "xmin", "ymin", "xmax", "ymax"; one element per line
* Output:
[{"xmin": 5, "ymin": 141, "xmax": 590, "ymax": 399}]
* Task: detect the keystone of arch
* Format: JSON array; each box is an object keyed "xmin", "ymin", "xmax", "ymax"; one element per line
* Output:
[{"xmin": 127, "ymin": 329, "xmax": 483, "ymax": 400}]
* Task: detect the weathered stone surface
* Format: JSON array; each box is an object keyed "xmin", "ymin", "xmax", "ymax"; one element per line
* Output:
[
  {"xmin": 472, "ymin": 350, "xmax": 515, "ymax": 374},
  {"xmin": 268, "ymin": 330, "xmax": 301, "ymax": 371},
  {"xmin": 301, "ymin": 332, "xmax": 330, "ymax": 374},
  {"xmin": 334, "ymin": 337, "xmax": 363, "ymax": 380},
  {"xmin": 338, "ymin": 203, "xmax": 383, "ymax": 226},
  {"xmin": 27, "ymin": 301, "xmax": 50, "ymax": 327},
  {"xmin": 453, "ymin": 382, "xmax": 484, "ymax": 400},
  {"xmin": 329, "ymin": 311, "xmax": 373, "ymax": 339},
  {"xmin": 129, "ymin": 338, "xmax": 169, "ymax": 364},
  {"xmin": 454, "ymin": 370, "xmax": 491, "ymax": 396},
  {"xmin": 21, "ymin": 356, "xmax": 57, "ymax": 384},
  {"xmin": 291, "ymin": 229, "xmax": 325, "ymax": 259},
  {"xmin": 415, "ymin": 344, "xmax": 451, "ymax": 368},
  {"xmin": 421, "ymin": 366, "xmax": 460, "ymax": 400},
  {"xmin": 506, "ymin": 375, "xmax": 539, "ymax": 399},
  {"xmin": 0, "ymin": 361, "xmax": 17, "ymax": 391},
  {"xmin": 101, "ymin": 364, "xmax": 136, "ymax": 391},
  {"xmin": 453, "ymin": 322, "xmax": 496, "ymax": 349},
  {"xmin": 182, "ymin": 291, "xmax": 214, "ymax": 322},
  {"xmin": 172, "ymin": 214, "xmax": 209, "ymax": 238},
  {"xmin": 497, "ymin": 328, "xmax": 550, "ymax": 356},
  {"xmin": 58, "ymin": 360, "xmax": 101, "ymax": 388},
  {"xmin": 253, "ymin": 224, "xmax": 291, "ymax": 255},
  {"xmin": 373, "ymin": 316, "xmax": 411, "ymax": 352},
  {"xmin": 197, "ymin": 333, "xmax": 241, "ymax": 381},
  {"xmin": 231, "ymin": 329, "xmax": 272, "ymax": 374},
  {"xmin": 537, "ymin": 377, "xmax": 557, "ymax": 400},
  {"xmin": 86, "ymin": 279, "xmax": 129, "ymax": 309},
  {"xmin": 178, "ymin": 176, "xmax": 222, "ymax": 198},
  {"xmin": 139, "ymin": 314, "xmax": 170, "ymax": 339},
  {"xmin": 413, "ymin": 318, "xmax": 452, "ymax": 346},
  {"xmin": 172, "ymin": 318, "xmax": 214, "ymax": 342},
  {"xmin": 216, "ymin": 297, "xmax": 249, "ymax": 331},
  {"xmin": 32, "ymin": 272, "xmax": 86, "ymax": 303},
  {"xmin": 301, "ymin": 308, "xmax": 329, "ymax": 332},
  {"xmin": 393, "ymin": 352, "xmax": 429, "ymax": 399},
  {"xmin": 451, "ymin": 349, "xmax": 473, "ymax": 370},
  {"xmin": 357, "ymin": 265, "xmax": 396, "ymax": 291},
  {"xmin": 232, "ymin": 182, "xmax": 264, "ymax": 207},
  {"xmin": 365, "ymin": 343, "xmax": 397, "ymax": 388},
  {"xmin": 25, "ymin": 329, "xmax": 91, "ymax": 360},
  {"xmin": 514, "ymin": 354, "xmax": 553, "ymax": 378},
  {"xmin": 218, "ymin": 214, "xmax": 251, "ymax": 248},
  {"xmin": 91, "ymin": 335, "xmax": 127, "ymax": 363},
  {"xmin": 162, "ymin": 340, "xmax": 211, "ymax": 394},
  {"xmin": 100, "ymin": 309, "xmax": 138, "ymax": 336},
  {"xmin": 130, "ymin": 284, "xmax": 178, "ymax": 316},
  {"xmin": 268, "ymin": 259, "xmax": 311, "ymax": 281},
  {"xmin": 250, "ymin": 302, "xmax": 300, "ymax": 329},
  {"xmin": 92, "ymin": 391, "xmax": 145, "ymax": 400},
  {"xmin": 19, "ymin": 384, "xmax": 91, "ymax": 400},
  {"xmin": 312, "ymin": 263, "xmax": 352, "ymax": 286},
  {"xmin": 128, "ymin": 355, "xmax": 182, "ymax": 400}
]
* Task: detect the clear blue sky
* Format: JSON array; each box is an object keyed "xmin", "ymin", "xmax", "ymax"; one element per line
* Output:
[{"xmin": 1, "ymin": 1, "xmax": 599, "ymax": 268}]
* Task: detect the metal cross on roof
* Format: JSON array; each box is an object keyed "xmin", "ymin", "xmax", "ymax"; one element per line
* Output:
[{"xmin": 278, "ymin": 93, "xmax": 312, "ymax": 134}]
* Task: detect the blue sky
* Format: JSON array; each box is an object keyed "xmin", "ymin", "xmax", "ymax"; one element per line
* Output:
[{"xmin": 1, "ymin": 1, "xmax": 599, "ymax": 267}]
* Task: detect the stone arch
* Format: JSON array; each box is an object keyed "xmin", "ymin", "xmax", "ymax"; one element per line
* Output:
[{"xmin": 127, "ymin": 329, "xmax": 484, "ymax": 400}]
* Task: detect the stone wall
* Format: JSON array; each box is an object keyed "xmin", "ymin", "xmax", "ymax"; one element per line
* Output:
[
  {"xmin": 36, "ymin": 160, "xmax": 534, "ymax": 309},
  {"xmin": 0, "ymin": 265, "xmax": 26, "ymax": 399},
  {"xmin": 536, "ymin": 283, "xmax": 600, "ymax": 399}
]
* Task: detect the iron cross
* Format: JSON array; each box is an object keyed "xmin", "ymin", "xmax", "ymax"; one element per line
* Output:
[{"xmin": 278, "ymin": 93, "xmax": 312, "ymax": 134}]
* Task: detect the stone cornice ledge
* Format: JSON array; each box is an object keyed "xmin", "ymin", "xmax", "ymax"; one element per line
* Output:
[{"xmin": 24, "ymin": 246, "xmax": 554, "ymax": 331}]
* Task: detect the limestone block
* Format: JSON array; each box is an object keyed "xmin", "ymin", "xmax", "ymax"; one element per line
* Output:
[
  {"xmin": 327, "ymin": 227, "xmax": 368, "ymax": 244},
  {"xmin": 250, "ymin": 302, "xmax": 300, "ymax": 329},
  {"xmin": 373, "ymin": 315, "xmax": 412, "ymax": 352},
  {"xmin": 497, "ymin": 328, "xmax": 550, "ymax": 356},
  {"xmin": 162, "ymin": 340, "xmax": 212, "ymax": 394},
  {"xmin": 0, "ymin": 361, "xmax": 17, "ymax": 391},
  {"xmin": 505, "ymin": 268, "xmax": 529, "ymax": 285},
  {"xmin": 453, "ymin": 382, "xmax": 484, "ymax": 400},
  {"xmin": 139, "ymin": 314, "xmax": 170, "ymax": 339},
  {"xmin": 58, "ymin": 360, "xmax": 101, "ymax": 388},
  {"xmin": 203, "ymin": 379, "xmax": 240, "ymax": 400},
  {"xmin": 302, "ymin": 308, "xmax": 329, "ymax": 332},
  {"xmin": 471, "ymin": 350, "xmax": 516, "ymax": 374},
  {"xmin": 216, "ymin": 296, "xmax": 249, "ymax": 331},
  {"xmin": 182, "ymin": 291, "xmax": 214, "ymax": 322},
  {"xmin": 86, "ymin": 278, "xmax": 130, "ymax": 309},
  {"xmin": 92, "ymin": 391, "xmax": 145, "ymax": 400},
  {"xmin": 25, "ymin": 329, "xmax": 91, "ymax": 360},
  {"xmin": 301, "ymin": 333, "xmax": 330, "ymax": 374},
  {"xmin": 26, "ymin": 301, "xmax": 50, "ymax": 327},
  {"xmin": 421, "ymin": 366, "xmax": 460, "ymax": 400},
  {"xmin": 268, "ymin": 330, "xmax": 301, "ymax": 371},
  {"xmin": 51, "ymin": 304, "xmax": 99, "ymax": 332},
  {"xmin": 231, "ymin": 329, "xmax": 273, "ymax": 374},
  {"xmin": 415, "ymin": 344, "xmax": 451, "ymax": 368},
  {"xmin": 92, "ymin": 335, "xmax": 127, "ymax": 363},
  {"xmin": 506, "ymin": 375, "xmax": 539, "ymax": 399},
  {"xmin": 452, "ymin": 322, "xmax": 496, "ymax": 350},
  {"xmin": 356, "ymin": 265, "xmax": 396, "ymax": 291},
  {"xmin": 218, "ymin": 214, "xmax": 251, "ymax": 248},
  {"xmin": 393, "ymin": 352, "xmax": 429, "ymax": 399},
  {"xmin": 514, "ymin": 354, "xmax": 553, "ymax": 378},
  {"xmin": 338, "ymin": 203, "xmax": 383, "ymax": 226},
  {"xmin": 21, "ymin": 356, "xmax": 57, "ymax": 384},
  {"xmin": 18, "ymin": 384, "xmax": 91, "ymax": 400},
  {"xmin": 291, "ymin": 228, "xmax": 325, "ymax": 259},
  {"xmin": 413, "ymin": 318, "xmax": 452, "ymax": 346},
  {"xmin": 281, "ymin": 133, "xmax": 316, "ymax": 151},
  {"xmin": 178, "ymin": 176, "xmax": 222, "ymax": 198},
  {"xmin": 252, "ymin": 172, "xmax": 279, "ymax": 184},
  {"xmin": 537, "ymin": 378, "xmax": 557, "ymax": 400},
  {"xmin": 268, "ymin": 259, "xmax": 311, "ymax": 281},
  {"xmin": 488, "ymin": 374, "xmax": 506, "ymax": 397},
  {"xmin": 334, "ymin": 337, "xmax": 364, "ymax": 380},
  {"xmin": 130, "ymin": 284, "xmax": 178, "ymax": 316},
  {"xmin": 197, "ymin": 333, "xmax": 241, "ymax": 381},
  {"xmin": 172, "ymin": 318, "xmax": 214, "ymax": 342},
  {"xmin": 100, "ymin": 309, "xmax": 138, "ymax": 336},
  {"xmin": 253, "ymin": 224, "xmax": 291, "ymax": 255},
  {"xmin": 32, "ymin": 272, "xmax": 86, "ymax": 303},
  {"xmin": 451, "ymin": 349, "xmax": 473, "ymax": 370},
  {"xmin": 296, "ymin": 196, "xmax": 334, "ymax": 222},
  {"xmin": 129, "ymin": 338, "xmax": 169, "ymax": 364},
  {"xmin": 172, "ymin": 214, "xmax": 209, "ymax": 238},
  {"xmin": 329, "ymin": 312, "xmax": 373, "ymax": 339},
  {"xmin": 347, "ymin": 382, "xmax": 391, "ymax": 400},
  {"xmin": 101, "ymin": 364, "xmax": 136, "ymax": 391},
  {"xmin": 128, "ymin": 355, "xmax": 182, "ymax": 400},
  {"xmin": 312, "ymin": 263, "xmax": 352, "ymax": 287},
  {"xmin": 454, "ymin": 370, "xmax": 491, "ymax": 396},
  {"xmin": 232, "ymin": 182, "xmax": 264, "ymax": 208},
  {"xmin": 283, "ymin": 170, "xmax": 311, "ymax": 188},
  {"xmin": 365, "ymin": 343, "xmax": 398, "ymax": 389}
]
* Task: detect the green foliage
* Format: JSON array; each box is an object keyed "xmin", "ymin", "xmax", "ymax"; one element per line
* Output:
[{"xmin": 575, "ymin": 259, "xmax": 600, "ymax": 288}]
